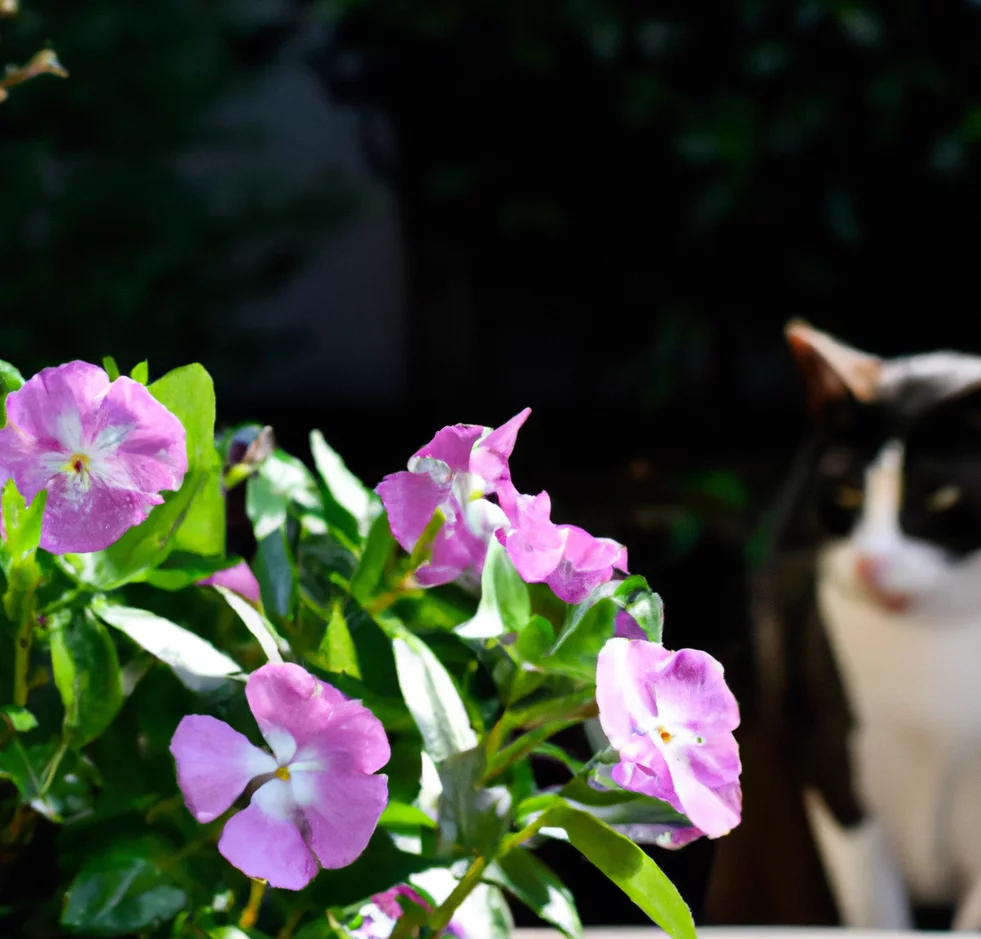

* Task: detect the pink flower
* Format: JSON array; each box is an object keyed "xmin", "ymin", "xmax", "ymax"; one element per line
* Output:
[
  {"xmin": 199, "ymin": 560, "xmax": 262, "ymax": 606},
  {"xmin": 495, "ymin": 485, "xmax": 628, "ymax": 604},
  {"xmin": 596, "ymin": 637, "xmax": 741, "ymax": 840},
  {"xmin": 353, "ymin": 885, "xmax": 465, "ymax": 939},
  {"xmin": 376, "ymin": 409, "xmax": 530, "ymax": 586},
  {"xmin": 170, "ymin": 663, "xmax": 389, "ymax": 890},
  {"xmin": 0, "ymin": 361, "xmax": 187, "ymax": 554}
]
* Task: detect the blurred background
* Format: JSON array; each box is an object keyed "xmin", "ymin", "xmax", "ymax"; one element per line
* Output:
[{"xmin": 4, "ymin": 0, "xmax": 981, "ymax": 925}]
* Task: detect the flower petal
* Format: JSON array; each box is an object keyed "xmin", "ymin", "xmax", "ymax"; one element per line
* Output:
[
  {"xmin": 199, "ymin": 561, "xmax": 262, "ymax": 606},
  {"xmin": 218, "ymin": 779, "xmax": 319, "ymax": 890},
  {"xmin": 665, "ymin": 757, "xmax": 741, "ymax": 838},
  {"xmin": 3, "ymin": 361, "xmax": 108, "ymax": 447},
  {"xmin": 246, "ymin": 663, "xmax": 370, "ymax": 762},
  {"xmin": 91, "ymin": 376, "xmax": 187, "ymax": 492},
  {"xmin": 291, "ymin": 769, "xmax": 389, "ymax": 869},
  {"xmin": 614, "ymin": 610, "xmax": 647, "ymax": 640},
  {"xmin": 469, "ymin": 408, "xmax": 531, "ymax": 491},
  {"xmin": 545, "ymin": 526, "xmax": 629, "ymax": 604},
  {"xmin": 611, "ymin": 757, "xmax": 682, "ymax": 814},
  {"xmin": 497, "ymin": 491, "xmax": 566, "ymax": 581},
  {"xmin": 376, "ymin": 470, "xmax": 448, "ymax": 553},
  {"xmin": 410, "ymin": 425, "xmax": 485, "ymax": 475},
  {"xmin": 170, "ymin": 715, "xmax": 276, "ymax": 823},
  {"xmin": 649, "ymin": 648, "xmax": 741, "ymax": 738},
  {"xmin": 36, "ymin": 472, "xmax": 161, "ymax": 554}
]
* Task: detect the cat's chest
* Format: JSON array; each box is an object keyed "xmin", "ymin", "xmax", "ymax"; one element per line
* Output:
[{"xmin": 817, "ymin": 577, "xmax": 981, "ymax": 900}]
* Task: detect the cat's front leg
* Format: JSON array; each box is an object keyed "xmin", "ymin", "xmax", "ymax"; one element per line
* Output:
[{"xmin": 804, "ymin": 788, "xmax": 912, "ymax": 928}]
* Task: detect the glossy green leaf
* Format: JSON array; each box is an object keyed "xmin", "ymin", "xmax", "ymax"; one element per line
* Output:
[
  {"xmin": 1, "ymin": 478, "xmax": 46, "ymax": 572},
  {"xmin": 310, "ymin": 429, "xmax": 381, "ymax": 541},
  {"xmin": 130, "ymin": 360, "xmax": 149, "ymax": 384},
  {"xmin": 93, "ymin": 599, "xmax": 241, "ymax": 692},
  {"xmin": 378, "ymin": 799, "xmax": 438, "ymax": 830},
  {"xmin": 101, "ymin": 355, "xmax": 120, "ymax": 381},
  {"xmin": 61, "ymin": 851, "xmax": 186, "ymax": 936},
  {"xmin": 318, "ymin": 599, "xmax": 360, "ymax": 677},
  {"xmin": 50, "ymin": 610, "xmax": 123, "ymax": 746},
  {"xmin": 254, "ymin": 526, "xmax": 296, "ymax": 617},
  {"xmin": 487, "ymin": 847, "xmax": 582, "ymax": 938},
  {"xmin": 437, "ymin": 748, "xmax": 512, "ymax": 854},
  {"xmin": 214, "ymin": 584, "xmax": 286, "ymax": 662},
  {"xmin": 546, "ymin": 597, "xmax": 618, "ymax": 680},
  {"xmin": 0, "ymin": 358, "xmax": 24, "ymax": 427},
  {"xmin": 536, "ymin": 801, "xmax": 696, "ymax": 939},
  {"xmin": 612, "ymin": 576, "xmax": 663, "ymax": 642},
  {"xmin": 456, "ymin": 537, "xmax": 530, "ymax": 640},
  {"xmin": 385, "ymin": 619, "xmax": 477, "ymax": 763},
  {"xmin": 78, "ymin": 364, "xmax": 223, "ymax": 588},
  {"xmin": 0, "ymin": 705, "xmax": 37, "ymax": 733},
  {"xmin": 350, "ymin": 510, "xmax": 397, "ymax": 604},
  {"xmin": 246, "ymin": 450, "xmax": 320, "ymax": 540}
]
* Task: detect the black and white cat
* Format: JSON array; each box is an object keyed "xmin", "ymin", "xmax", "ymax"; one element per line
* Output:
[{"xmin": 710, "ymin": 322, "xmax": 981, "ymax": 929}]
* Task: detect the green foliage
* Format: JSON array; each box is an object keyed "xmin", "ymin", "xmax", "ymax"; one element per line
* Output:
[{"xmin": 0, "ymin": 354, "xmax": 713, "ymax": 939}]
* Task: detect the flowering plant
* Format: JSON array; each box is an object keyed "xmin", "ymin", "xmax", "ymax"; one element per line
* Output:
[{"xmin": 0, "ymin": 357, "xmax": 741, "ymax": 939}]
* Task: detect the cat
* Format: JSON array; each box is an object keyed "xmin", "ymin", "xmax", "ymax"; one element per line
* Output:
[{"xmin": 704, "ymin": 321, "xmax": 981, "ymax": 929}]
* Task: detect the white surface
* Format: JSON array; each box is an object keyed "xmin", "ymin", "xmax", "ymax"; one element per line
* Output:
[{"xmin": 513, "ymin": 930, "xmax": 936, "ymax": 939}]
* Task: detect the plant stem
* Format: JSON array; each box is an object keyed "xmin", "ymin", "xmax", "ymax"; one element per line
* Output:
[
  {"xmin": 239, "ymin": 878, "xmax": 267, "ymax": 930},
  {"xmin": 482, "ymin": 720, "xmax": 577, "ymax": 783},
  {"xmin": 275, "ymin": 906, "xmax": 307, "ymax": 939},
  {"xmin": 11, "ymin": 589, "xmax": 37, "ymax": 708},
  {"xmin": 38, "ymin": 736, "xmax": 69, "ymax": 797},
  {"xmin": 428, "ymin": 855, "xmax": 488, "ymax": 939}
]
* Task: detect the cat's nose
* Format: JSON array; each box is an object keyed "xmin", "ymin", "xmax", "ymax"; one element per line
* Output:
[{"xmin": 853, "ymin": 554, "xmax": 912, "ymax": 613}]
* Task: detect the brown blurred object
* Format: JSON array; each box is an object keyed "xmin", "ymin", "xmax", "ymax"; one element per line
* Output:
[
  {"xmin": 704, "ymin": 722, "xmax": 839, "ymax": 925},
  {"xmin": 0, "ymin": 48, "xmax": 68, "ymax": 103}
]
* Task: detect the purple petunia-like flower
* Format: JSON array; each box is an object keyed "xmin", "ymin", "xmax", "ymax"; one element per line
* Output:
[
  {"xmin": 0, "ymin": 361, "xmax": 187, "ymax": 554},
  {"xmin": 376, "ymin": 409, "xmax": 530, "ymax": 586},
  {"xmin": 170, "ymin": 663, "xmax": 389, "ymax": 890},
  {"xmin": 495, "ymin": 483, "xmax": 628, "ymax": 604},
  {"xmin": 596, "ymin": 637, "xmax": 741, "ymax": 841},
  {"xmin": 199, "ymin": 560, "xmax": 262, "ymax": 606},
  {"xmin": 351, "ymin": 885, "xmax": 466, "ymax": 939}
]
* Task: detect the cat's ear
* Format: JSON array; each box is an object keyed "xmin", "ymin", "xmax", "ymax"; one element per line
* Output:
[{"xmin": 785, "ymin": 320, "xmax": 882, "ymax": 416}]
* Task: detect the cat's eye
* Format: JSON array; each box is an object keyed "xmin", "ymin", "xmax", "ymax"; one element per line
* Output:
[
  {"xmin": 926, "ymin": 484, "xmax": 962, "ymax": 512},
  {"xmin": 833, "ymin": 485, "xmax": 863, "ymax": 508}
]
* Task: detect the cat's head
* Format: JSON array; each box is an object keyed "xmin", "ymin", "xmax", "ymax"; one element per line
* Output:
[{"xmin": 785, "ymin": 321, "xmax": 981, "ymax": 618}]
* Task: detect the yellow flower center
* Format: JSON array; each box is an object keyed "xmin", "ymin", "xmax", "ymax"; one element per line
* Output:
[
  {"xmin": 66, "ymin": 453, "xmax": 90, "ymax": 476},
  {"xmin": 659, "ymin": 728, "xmax": 673, "ymax": 744},
  {"xmin": 274, "ymin": 766, "xmax": 291, "ymax": 781}
]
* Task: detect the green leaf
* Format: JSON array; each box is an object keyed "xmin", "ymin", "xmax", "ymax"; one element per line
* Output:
[
  {"xmin": 144, "ymin": 552, "xmax": 243, "ymax": 591},
  {"xmin": 456, "ymin": 538, "xmax": 530, "ymax": 640},
  {"xmin": 93, "ymin": 599, "xmax": 241, "ymax": 692},
  {"xmin": 130, "ymin": 360, "xmax": 149, "ymax": 384},
  {"xmin": 514, "ymin": 614, "xmax": 555, "ymax": 664},
  {"xmin": 486, "ymin": 848, "xmax": 582, "ymax": 938},
  {"xmin": 50, "ymin": 610, "xmax": 123, "ymax": 747},
  {"xmin": 0, "ymin": 705, "xmax": 37, "ymax": 733},
  {"xmin": 535, "ymin": 801, "xmax": 696, "ymax": 939},
  {"xmin": 213, "ymin": 584, "xmax": 287, "ymax": 662},
  {"xmin": 384, "ymin": 619, "xmax": 477, "ymax": 763},
  {"xmin": 246, "ymin": 450, "xmax": 320, "ymax": 540},
  {"xmin": 378, "ymin": 799, "xmax": 438, "ymax": 830},
  {"xmin": 318, "ymin": 599, "xmax": 360, "ymax": 677},
  {"xmin": 78, "ymin": 364, "xmax": 223, "ymax": 588},
  {"xmin": 2, "ymin": 479, "xmax": 46, "ymax": 571},
  {"xmin": 545, "ymin": 598, "xmax": 618, "ymax": 680},
  {"xmin": 350, "ymin": 510, "xmax": 397, "ymax": 604},
  {"xmin": 61, "ymin": 850, "xmax": 186, "ymax": 936},
  {"xmin": 437, "ymin": 748, "xmax": 512, "ymax": 854},
  {"xmin": 0, "ymin": 358, "xmax": 24, "ymax": 427},
  {"xmin": 254, "ymin": 526, "xmax": 296, "ymax": 617},
  {"xmin": 612, "ymin": 576, "xmax": 663, "ymax": 642},
  {"xmin": 101, "ymin": 355, "xmax": 120, "ymax": 381},
  {"xmin": 310, "ymin": 429, "xmax": 381, "ymax": 541}
]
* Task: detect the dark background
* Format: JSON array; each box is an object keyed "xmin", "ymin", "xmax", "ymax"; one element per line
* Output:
[{"xmin": 3, "ymin": 0, "xmax": 981, "ymax": 925}]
